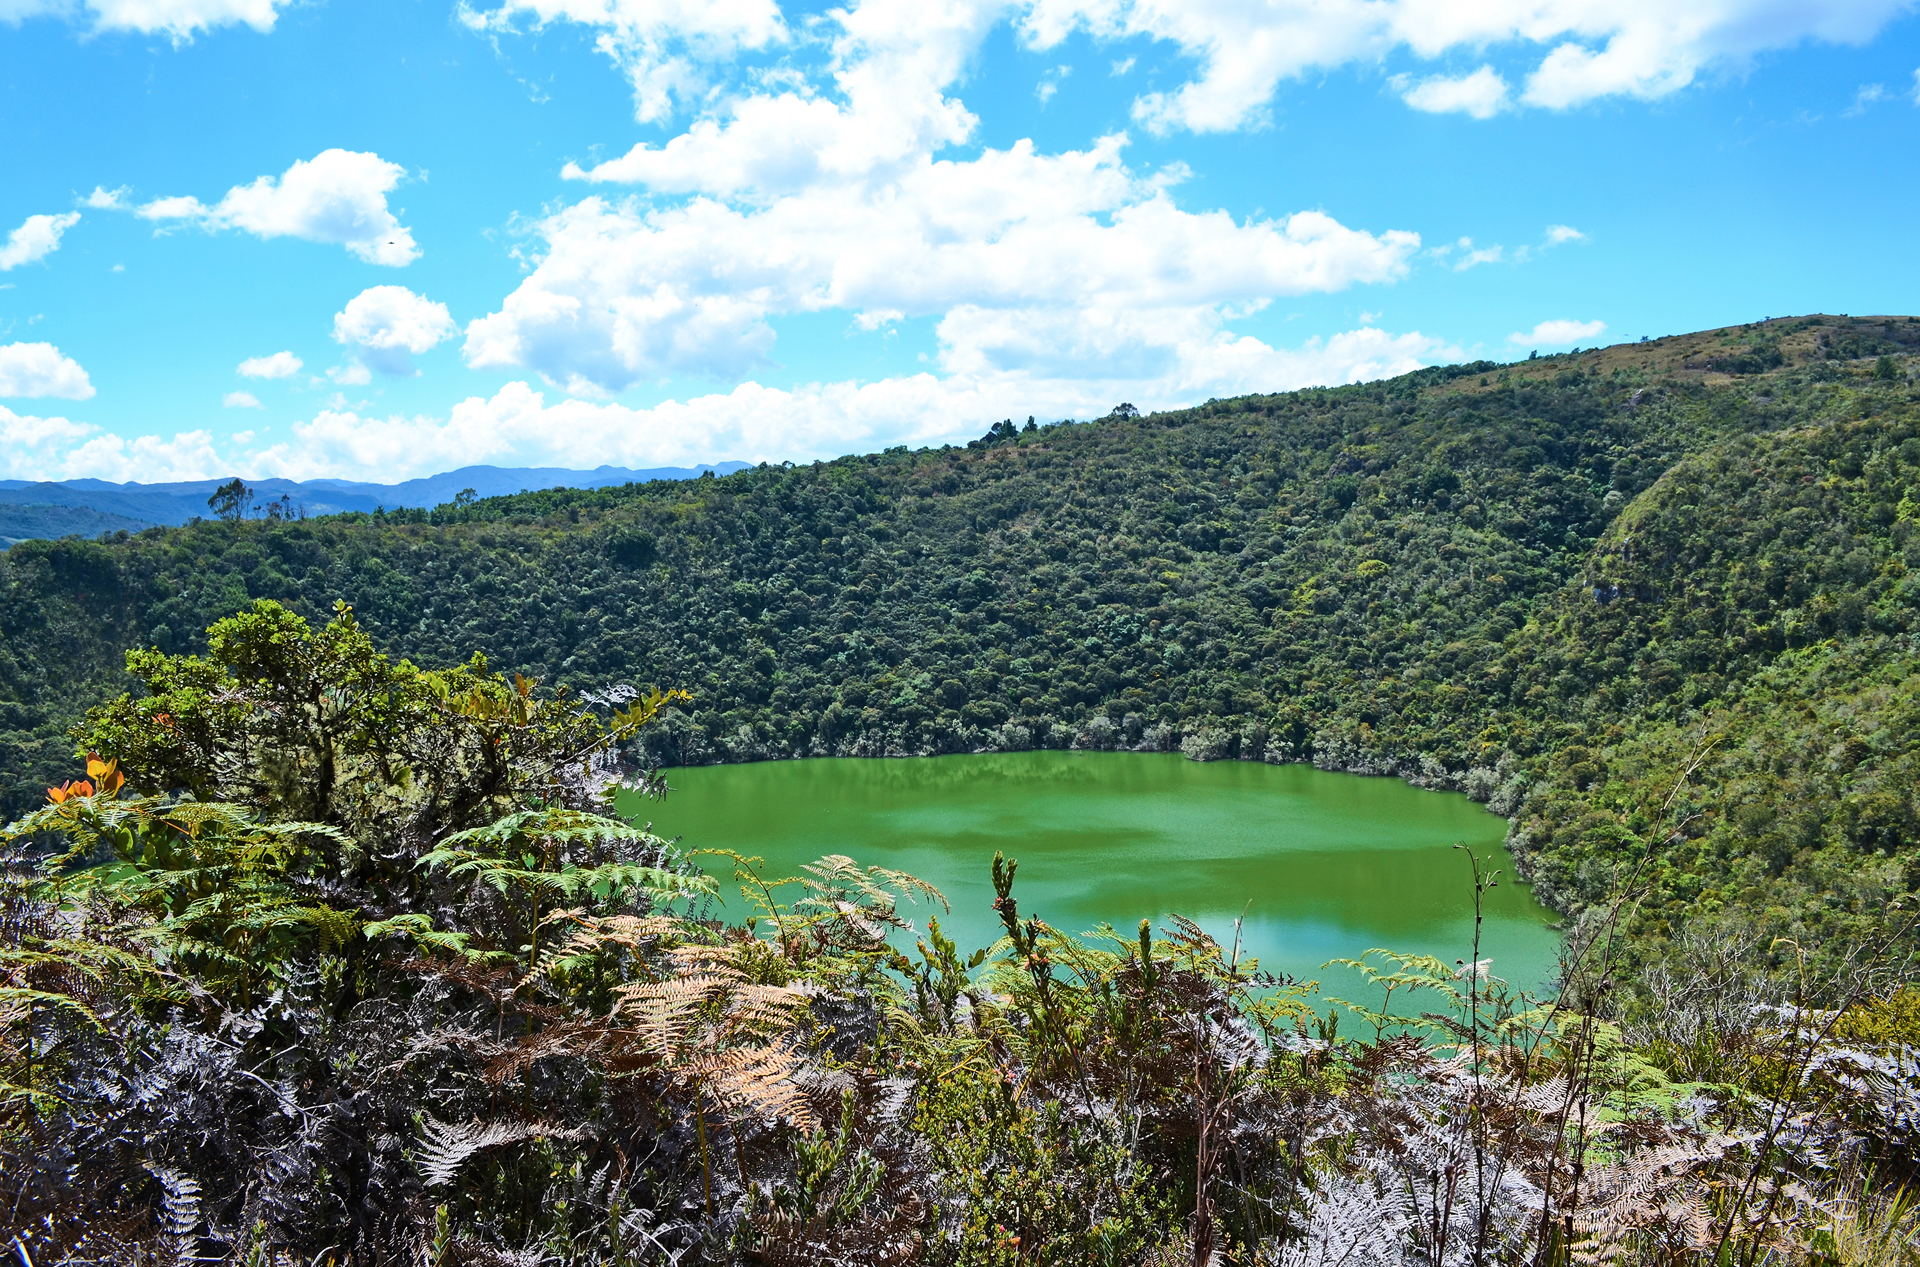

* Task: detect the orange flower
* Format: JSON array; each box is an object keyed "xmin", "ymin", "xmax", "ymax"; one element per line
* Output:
[
  {"xmin": 47, "ymin": 779, "xmax": 94, "ymax": 804},
  {"xmin": 85, "ymin": 754, "xmax": 126, "ymax": 794}
]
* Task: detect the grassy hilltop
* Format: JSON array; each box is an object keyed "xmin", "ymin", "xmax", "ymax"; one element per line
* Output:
[{"xmin": 4, "ymin": 312, "xmax": 1919, "ymax": 962}]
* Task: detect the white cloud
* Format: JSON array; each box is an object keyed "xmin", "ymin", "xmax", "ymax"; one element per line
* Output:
[
  {"xmin": 1399, "ymin": 66, "xmax": 1508, "ymax": 118},
  {"xmin": 1912, "ymin": 66, "xmax": 1920, "ymax": 102},
  {"xmin": 0, "ymin": 399, "xmax": 223, "ymax": 484},
  {"xmin": 0, "ymin": 212, "xmax": 81, "ymax": 270},
  {"xmin": 0, "ymin": 342, "xmax": 96, "ymax": 399},
  {"xmin": 457, "ymin": 1, "xmax": 1427, "ymax": 406},
  {"xmin": 481, "ymin": 90, "xmax": 1417, "ymax": 395},
  {"xmin": 1545, "ymin": 224, "xmax": 1587, "ymax": 244},
  {"xmin": 1441, "ymin": 236, "xmax": 1504, "ymax": 270},
  {"xmin": 1508, "ymin": 318, "xmax": 1607, "ymax": 348},
  {"xmin": 35, "ymin": 317, "xmax": 1456, "ymax": 482},
  {"xmin": 0, "ymin": 0, "xmax": 66, "ymax": 21},
  {"xmin": 254, "ymin": 324, "xmax": 1454, "ymax": 480},
  {"xmin": 327, "ymin": 362, "xmax": 372, "ymax": 386},
  {"xmin": 88, "ymin": 0, "xmax": 282, "ymax": 38},
  {"xmin": 136, "ymin": 149, "xmax": 419, "ymax": 265},
  {"xmin": 1018, "ymin": 0, "xmax": 1917, "ymax": 133},
  {"xmin": 466, "ymin": 0, "xmax": 1433, "ymax": 410},
  {"xmin": 1, "ymin": 0, "xmax": 284, "ymax": 39},
  {"xmin": 460, "ymin": 0, "xmax": 787, "ymax": 123},
  {"xmin": 0, "ymin": 405, "xmax": 95, "ymax": 479},
  {"xmin": 83, "ymin": 186, "xmax": 130, "ymax": 210},
  {"xmin": 332, "ymin": 285, "xmax": 454, "ymax": 376},
  {"xmin": 1844, "ymin": 82, "xmax": 1888, "ymax": 114},
  {"xmin": 237, "ymin": 350, "xmax": 302, "ymax": 379},
  {"xmin": 224, "ymin": 390, "xmax": 262, "ymax": 408},
  {"xmin": 56, "ymin": 430, "xmax": 225, "ymax": 482},
  {"xmin": 556, "ymin": 0, "xmax": 995, "ymax": 198}
]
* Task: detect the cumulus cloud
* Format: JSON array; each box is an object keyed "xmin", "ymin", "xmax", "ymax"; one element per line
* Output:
[
  {"xmin": 1545, "ymin": 224, "xmax": 1587, "ymax": 244},
  {"xmin": 1509, "ymin": 318, "xmax": 1607, "ymax": 348},
  {"xmin": 135, "ymin": 149, "xmax": 419, "ymax": 265},
  {"xmin": 57, "ymin": 430, "xmax": 226, "ymax": 482},
  {"xmin": 0, "ymin": 405, "xmax": 96, "ymax": 479},
  {"xmin": 90, "ymin": 0, "xmax": 281, "ymax": 37},
  {"xmin": 0, "ymin": 342, "xmax": 96, "ymax": 399},
  {"xmin": 0, "ymin": 399, "xmax": 225, "ymax": 483},
  {"xmin": 460, "ymin": 0, "xmax": 787, "ymax": 123},
  {"xmin": 478, "ymin": 7, "xmax": 1419, "ymax": 401},
  {"xmin": 10, "ymin": 0, "xmax": 1478, "ymax": 482},
  {"xmin": 237, "ymin": 350, "xmax": 302, "ymax": 378},
  {"xmin": 1399, "ymin": 66, "xmax": 1509, "ymax": 118},
  {"xmin": 0, "ymin": 212, "xmax": 81, "ymax": 270},
  {"xmin": 332, "ymin": 285, "xmax": 454, "ymax": 376},
  {"xmin": 1017, "ymin": 0, "xmax": 1916, "ymax": 133},
  {"xmin": 556, "ymin": 0, "xmax": 994, "ymax": 197},
  {"xmin": 34, "ymin": 317, "xmax": 1454, "ymax": 482},
  {"xmin": 2, "ymin": 0, "xmax": 284, "ymax": 39},
  {"xmin": 260, "ymin": 324, "xmax": 1452, "ymax": 479},
  {"xmin": 452, "ymin": 0, "xmax": 1438, "ymax": 407},
  {"xmin": 467, "ymin": 182, "xmax": 1418, "ymax": 393},
  {"xmin": 1434, "ymin": 237, "xmax": 1504, "ymax": 270},
  {"xmin": 224, "ymin": 390, "xmax": 262, "ymax": 408}
]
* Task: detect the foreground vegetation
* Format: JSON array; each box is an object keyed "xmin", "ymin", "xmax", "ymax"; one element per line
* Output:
[{"xmin": 9, "ymin": 603, "xmax": 1920, "ymax": 1265}]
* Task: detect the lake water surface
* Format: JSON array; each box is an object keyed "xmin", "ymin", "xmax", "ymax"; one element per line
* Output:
[{"xmin": 622, "ymin": 752, "xmax": 1560, "ymax": 998}]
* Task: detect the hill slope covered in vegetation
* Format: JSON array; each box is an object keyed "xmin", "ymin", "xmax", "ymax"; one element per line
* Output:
[
  {"xmin": 9, "ymin": 587, "xmax": 1920, "ymax": 1265},
  {"xmin": 4, "ymin": 313, "xmax": 1918, "ymax": 966}
]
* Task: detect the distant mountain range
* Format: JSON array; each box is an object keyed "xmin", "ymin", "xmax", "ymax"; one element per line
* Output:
[{"xmin": 0, "ymin": 463, "xmax": 752, "ymax": 547}]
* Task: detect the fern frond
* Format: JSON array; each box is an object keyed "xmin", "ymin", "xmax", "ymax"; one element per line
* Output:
[
  {"xmin": 692, "ymin": 1043, "xmax": 815, "ymax": 1129},
  {"xmin": 436, "ymin": 807, "xmax": 664, "ymax": 854},
  {"xmin": 618, "ymin": 975, "xmax": 726, "ymax": 1054},
  {"xmin": 363, "ymin": 912, "xmax": 485, "ymax": 960},
  {"xmin": 413, "ymin": 1117, "xmax": 589, "ymax": 1188},
  {"xmin": 145, "ymin": 1165, "xmax": 202, "ymax": 1267}
]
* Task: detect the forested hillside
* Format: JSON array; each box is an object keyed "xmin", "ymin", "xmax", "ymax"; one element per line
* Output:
[
  {"xmin": 4, "ymin": 313, "xmax": 1918, "ymax": 962},
  {"xmin": 15, "ymin": 601, "xmax": 1920, "ymax": 1265}
]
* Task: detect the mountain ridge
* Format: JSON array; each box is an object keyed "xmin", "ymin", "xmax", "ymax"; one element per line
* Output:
[{"xmin": 0, "ymin": 461, "xmax": 753, "ymax": 545}]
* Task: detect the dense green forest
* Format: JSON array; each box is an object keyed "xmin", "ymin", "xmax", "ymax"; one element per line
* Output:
[{"xmin": 4, "ymin": 313, "xmax": 1919, "ymax": 968}]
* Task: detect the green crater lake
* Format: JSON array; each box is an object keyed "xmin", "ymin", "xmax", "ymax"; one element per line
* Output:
[{"xmin": 622, "ymin": 752, "xmax": 1560, "ymax": 998}]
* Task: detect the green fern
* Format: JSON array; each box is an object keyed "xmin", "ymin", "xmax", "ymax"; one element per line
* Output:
[
  {"xmin": 418, "ymin": 806, "xmax": 714, "ymax": 969},
  {"xmin": 6, "ymin": 790, "xmax": 356, "ymax": 1007}
]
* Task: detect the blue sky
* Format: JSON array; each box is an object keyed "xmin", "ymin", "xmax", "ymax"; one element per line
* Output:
[{"xmin": 1, "ymin": 0, "xmax": 1917, "ymax": 482}]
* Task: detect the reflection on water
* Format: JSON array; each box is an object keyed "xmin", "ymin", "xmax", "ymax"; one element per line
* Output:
[{"xmin": 617, "ymin": 751, "xmax": 1561, "ymax": 999}]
